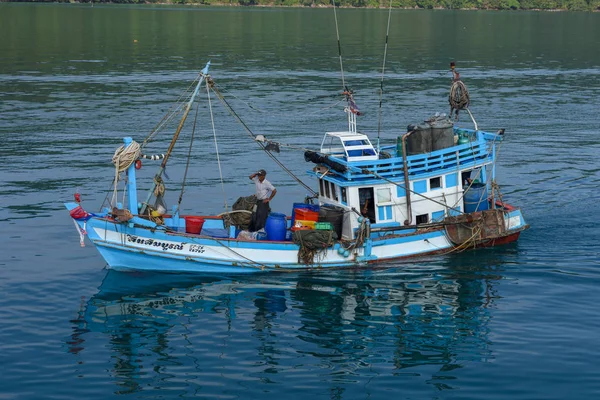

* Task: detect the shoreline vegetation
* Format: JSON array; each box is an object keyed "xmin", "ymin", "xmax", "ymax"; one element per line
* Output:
[{"xmin": 4, "ymin": 0, "xmax": 600, "ymax": 11}]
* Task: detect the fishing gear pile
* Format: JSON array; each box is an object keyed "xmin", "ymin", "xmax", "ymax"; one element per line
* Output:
[
  {"xmin": 293, "ymin": 230, "xmax": 338, "ymax": 265},
  {"xmin": 222, "ymin": 195, "xmax": 257, "ymax": 231}
]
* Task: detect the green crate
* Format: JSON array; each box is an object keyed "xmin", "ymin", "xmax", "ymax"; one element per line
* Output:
[{"xmin": 315, "ymin": 222, "xmax": 333, "ymax": 230}]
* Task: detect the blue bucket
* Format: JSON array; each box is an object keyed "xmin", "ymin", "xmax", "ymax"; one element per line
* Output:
[
  {"xmin": 464, "ymin": 183, "xmax": 489, "ymax": 213},
  {"xmin": 265, "ymin": 213, "xmax": 287, "ymax": 241}
]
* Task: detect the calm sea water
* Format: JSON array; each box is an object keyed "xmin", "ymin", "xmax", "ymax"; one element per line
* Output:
[{"xmin": 1, "ymin": 3, "xmax": 600, "ymax": 399}]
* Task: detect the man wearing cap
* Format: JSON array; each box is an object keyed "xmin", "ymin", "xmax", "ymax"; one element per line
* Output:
[{"xmin": 248, "ymin": 169, "xmax": 277, "ymax": 231}]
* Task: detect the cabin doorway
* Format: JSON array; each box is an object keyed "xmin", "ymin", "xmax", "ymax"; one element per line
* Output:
[{"xmin": 358, "ymin": 187, "xmax": 376, "ymax": 223}]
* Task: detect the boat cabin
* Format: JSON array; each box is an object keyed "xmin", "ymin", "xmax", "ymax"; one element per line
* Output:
[{"xmin": 311, "ymin": 127, "xmax": 497, "ymax": 241}]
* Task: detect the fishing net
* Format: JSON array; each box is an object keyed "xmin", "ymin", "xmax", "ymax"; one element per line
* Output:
[
  {"xmin": 293, "ymin": 229, "xmax": 338, "ymax": 265},
  {"xmin": 222, "ymin": 195, "xmax": 257, "ymax": 230}
]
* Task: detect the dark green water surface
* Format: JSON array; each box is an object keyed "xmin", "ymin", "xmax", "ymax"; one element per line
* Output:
[{"xmin": 1, "ymin": 4, "xmax": 600, "ymax": 399}]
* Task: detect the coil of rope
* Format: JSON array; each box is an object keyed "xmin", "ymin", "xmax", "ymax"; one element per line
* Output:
[
  {"xmin": 449, "ymin": 80, "xmax": 470, "ymax": 116},
  {"xmin": 448, "ymin": 65, "xmax": 470, "ymax": 121},
  {"xmin": 111, "ymin": 140, "xmax": 141, "ymax": 208},
  {"xmin": 112, "ymin": 140, "xmax": 141, "ymax": 173}
]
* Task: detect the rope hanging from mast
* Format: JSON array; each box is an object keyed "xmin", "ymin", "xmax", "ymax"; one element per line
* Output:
[
  {"xmin": 206, "ymin": 78, "xmax": 229, "ymax": 212},
  {"xmin": 449, "ymin": 62, "xmax": 470, "ymax": 121}
]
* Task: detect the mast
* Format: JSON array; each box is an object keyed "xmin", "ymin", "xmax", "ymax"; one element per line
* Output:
[
  {"xmin": 401, "ymin": 132, "xmax": 412, "ymax": 225},
  {"xmin": 139, "ymin": 61, "xmax": 211, "ymax": 215},
  {"xmin": 344, "ymin": 90, "xmax": 360, "ymax": 134}
]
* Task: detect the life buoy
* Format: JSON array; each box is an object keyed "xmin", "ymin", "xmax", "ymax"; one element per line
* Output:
[{"xmin": 135, "ymin": 159, "xmax": 142, "ymax": 170}]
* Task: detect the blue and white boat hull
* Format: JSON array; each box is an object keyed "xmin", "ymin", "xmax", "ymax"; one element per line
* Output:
[{"xmin": 67, "ymin": 202, "xmax": 527, "ymax": 274}]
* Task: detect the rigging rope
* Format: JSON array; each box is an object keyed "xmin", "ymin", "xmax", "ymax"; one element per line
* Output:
[
  {"xmin": 141, "ymin": 74, "xmax": 202, "ymax": 149},
  {"xmin": 206, "ymin": 79, "xmax": 229, "ymax": 212},
  {"xmin": 175, "ymin": 94, "xmax": 201, "ymax": 215},
  {"xmin": 208, "ymin": 85, "xmax": 345, "ymax": 117},
  {"xmin": 208, "ymin": 80, "xmax": 317, "ymax": 196},
  {"xmin": 377, "ymin": 0, "xmax": 393, "ymax": 145},
  {"xmin": 332, "ymin": 0, "xmax": 346, "ymax": 93}
]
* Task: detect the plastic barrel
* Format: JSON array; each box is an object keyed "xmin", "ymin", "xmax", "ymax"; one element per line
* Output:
[
  {"xmin": 406, "ymin": 123, "xmax": 432, "ymax": 155},
  {"xmin": 464, "ymin": 183, "xmax": 489, "ymax": 213},
  {"xmin": 431, "ymin": 119, "xmax": 454, "ymax": 151},
  {"xmin": 184, "ymin": 216, "xmax": 205, "ymax": 234},
  {"xmin": 318, "ymin": 205, "xmax": 345, "ymax": 239},
  {"xmin": 265, "ymin": 213, "xmax": 287, "ymax": 241}
]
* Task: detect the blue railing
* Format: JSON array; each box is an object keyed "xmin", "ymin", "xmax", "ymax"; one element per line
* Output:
[{"xmin": 317, "ymin": 129, "xmax": 499, "ymax": 182}]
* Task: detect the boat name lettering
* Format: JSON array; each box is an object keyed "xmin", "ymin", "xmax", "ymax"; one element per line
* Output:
[
  {"xmin": 189, "ymin": 245, "xmax": 205, "ymax": 253},
  {"xmin": 127, "ymin": 235, "xmax": 184, "ymax": 251}
]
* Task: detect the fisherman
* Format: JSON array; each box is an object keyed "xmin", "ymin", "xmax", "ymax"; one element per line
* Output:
[{"xmin": 248, "ymin": 169, "xmax": 277, "ymax": 231}]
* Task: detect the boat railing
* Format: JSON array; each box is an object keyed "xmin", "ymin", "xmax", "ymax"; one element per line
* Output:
[{"xmin": 320, "ymin": 137, "xmax": 493, "ymax": 181}]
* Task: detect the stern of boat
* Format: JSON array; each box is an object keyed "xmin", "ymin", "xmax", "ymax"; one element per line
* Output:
[{"xmin": 444, "ymin": 202, "xmax": 529, "ymax": 249}]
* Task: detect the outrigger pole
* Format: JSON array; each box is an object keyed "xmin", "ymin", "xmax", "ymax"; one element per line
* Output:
[{"xmin": 139, "ymin": 61, "xmax": 211, "ymax": 215}]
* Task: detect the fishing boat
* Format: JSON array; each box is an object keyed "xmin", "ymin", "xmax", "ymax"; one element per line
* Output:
[{"xmin": 65, "ymin": 61, "xmax": 529, "ymax": 274}]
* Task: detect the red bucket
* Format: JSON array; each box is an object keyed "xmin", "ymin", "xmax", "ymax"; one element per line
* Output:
[{"xmin": 184, "ymin": 216, "xmax": 205, "ymax": 234}]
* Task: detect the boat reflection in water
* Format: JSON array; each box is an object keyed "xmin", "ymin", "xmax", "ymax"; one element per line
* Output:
[{"xmin": 67, "ymin": 254, "xmax": 509, "ymax": 395}]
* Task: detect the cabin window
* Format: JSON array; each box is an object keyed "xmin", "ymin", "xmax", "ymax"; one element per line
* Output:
[
  {"xmin": 376, "ymin": 188, "xmax": 392, "ymax": 204},
  {"xmin": 377, "ymin": 205, "xmax": 393, "ymax": 221},
  {"xmin": 375, "ymin": 188, "xmax": 394, "ymax": 221},
  {"xmin": 330, "ymin": 182, "xmax": 338, "ymax": 201},
  {"xmin": 341, "ymin": 187, "xmax": 347, "ymax": 203},
  {"xmin": 416, "ymin": 214, "xmax": 428, "ymax": 225},
  {"xmin": 430, "ymin": 177, "xmax": 442, "ymax": 190}
]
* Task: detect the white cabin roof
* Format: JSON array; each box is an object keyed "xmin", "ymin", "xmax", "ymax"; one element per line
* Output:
[{"xmin": 320, "ymin": 131, "xmax": 379, "ymax": 162}]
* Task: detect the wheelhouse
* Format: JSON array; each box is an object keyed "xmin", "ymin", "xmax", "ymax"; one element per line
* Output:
[{"xmin": 310, "ymin": 127, "xmax": 501, "ymax": 240}]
